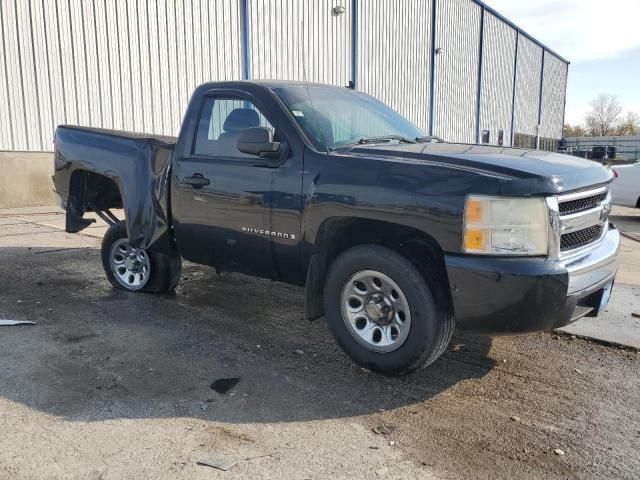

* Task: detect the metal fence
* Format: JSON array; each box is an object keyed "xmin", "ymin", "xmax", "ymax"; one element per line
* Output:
[{"xmin": 561, "ymin": 136, "xmax": 640, "ymax": 162}]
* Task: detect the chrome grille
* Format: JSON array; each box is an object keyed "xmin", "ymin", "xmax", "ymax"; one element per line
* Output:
[
  {"xmin": 558, "ymin": 191, "xmax": 608, "ymax": 215},
  {"xmin": 554, "ymin": 186, "xmax": 611, "ymax": 256},
  {"xmin": 560, "ymin": 224, "xmax": 604, "ymax": 251}
]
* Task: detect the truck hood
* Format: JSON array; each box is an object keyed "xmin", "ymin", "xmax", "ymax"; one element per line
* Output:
[{"xmin": 343, "ymin": 143, "xmax": 614, "ymax": 195}]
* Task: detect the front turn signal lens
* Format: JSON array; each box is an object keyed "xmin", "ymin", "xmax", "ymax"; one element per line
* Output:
[{"xmin": 463, "ymin": 228, "xmax": 485, "ymax": 251}]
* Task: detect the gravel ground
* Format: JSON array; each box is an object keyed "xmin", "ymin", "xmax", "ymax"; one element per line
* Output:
[{"xmin": 0, "ymin": 220, "xmax": 639, "ymax": 479}]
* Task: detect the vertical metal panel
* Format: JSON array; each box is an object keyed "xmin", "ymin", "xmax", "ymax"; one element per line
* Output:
[
  {"xmin": 107, "ymin": 1, "xmax": 125, "ymax": 131},
  {"xmin": 474, "ymin": 7, "xmax": 484, "ymax": 144},
  {"xmin": 68, "ymin": 0, "xmax": 92, "ymax": 129},
  {"xmin": 513, "ymin": 35, "xmax": 543, "ymax": 137},
  {"xmin": 248, "ymin": 0, "xmax": 351, "ymax": 85},
  {"xmin": 539, "ymin": 52, "xmax": 567, "ymax": 140},
  {"xmin": 357, "ymin": 0, "xmax": 432, "ymax": 131},
  {"xmin": 0, "ymin": 0, "xmax": 243, "ymax": 151},
  {"xmin": 2, "ymin": 0, "xmax": 29, "ymax": 150},
  {"xmin": 433, "ymin": 0, "xmax": 481, "ymax": 143},
  {"xmin": 135, "ymin": 0, "xmax": 153, "ymax": 134},
  {"xmin": 428, "ymin": 0, "xmax": 437, "ymax": 135},
  {"xmin": 479, "ymin": 12, "xmax": 516, "ymax": 146},
  {"xmin": 0, "ymin": 1, "xmax": 12, "ymax": 149},
  {"xmin": 25, "ymin": 1, "xmax": 51, "ymax": 150},
  {"xmin": 155, "ymin": 0, "xmax": 172, "ymax": 134},
  {"xmin": 85, "ymin": 0, "xmax": 106, "ymax": 128},
  {"xmin": 15, "ymin": 0, "xmax": 43, "ymax": 150}
]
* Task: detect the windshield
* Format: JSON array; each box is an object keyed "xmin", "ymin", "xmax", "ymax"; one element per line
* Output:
[{"xmin": 272, "ymin": 86, "xmax": 426, "ymax": 151}]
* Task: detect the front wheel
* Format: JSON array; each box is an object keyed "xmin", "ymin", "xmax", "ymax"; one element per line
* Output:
[
  {"xmin": 101, "ymin": 221, "xmax": 181, "ymax": 293},
  {"xmin": 324, "ymin": 244, "xmax": 454, "ymax": 375}
]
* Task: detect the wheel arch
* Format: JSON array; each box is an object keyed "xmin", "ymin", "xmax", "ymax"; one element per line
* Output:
[
  {"xmin": 304, "ymin": 216, "xmax": 453, "ymax": 322},
  {"xmin": 66, "ymin": 169, "xmax": 124, "ymax": 233}
]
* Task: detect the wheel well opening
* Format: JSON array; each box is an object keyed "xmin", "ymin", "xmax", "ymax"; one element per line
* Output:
[
  {"xmin": 67, "ymin": 170, "xmax": 123, "ymax": 232},
  {"xmin": 69, "ymin": 170, "xmax": 123, "ymax": 212},
  {"xmin": 305, "ymin": 217, "xmax": 452, "ymax": 320}
]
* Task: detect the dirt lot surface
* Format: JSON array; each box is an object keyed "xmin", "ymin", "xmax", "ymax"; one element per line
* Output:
[{"xmin": 1, "ymin": 215, "xmax": 639, "ymax": 479}]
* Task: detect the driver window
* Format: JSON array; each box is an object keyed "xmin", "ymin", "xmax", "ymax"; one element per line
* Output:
[{"xmin": 194, "ymin": 97, "xmax": 274, "ymax": 158}]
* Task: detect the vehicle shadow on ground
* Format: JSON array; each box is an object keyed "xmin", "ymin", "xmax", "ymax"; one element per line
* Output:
[{"xmin": 0, "ymin": 247, "xmax": 496, "ymax": 424}]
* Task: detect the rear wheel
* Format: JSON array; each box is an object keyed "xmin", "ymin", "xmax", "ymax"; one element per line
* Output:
[
  {"xmin": 101, "ymin": 221, "xmax": 181, "ymax": 293},
  {"xmin": 107, "ymin": 237, "xmax": 151, "ymax": 290},
  {"xmin": 324, "ymin": 244, "xmax": 454, "ymax": 375}
]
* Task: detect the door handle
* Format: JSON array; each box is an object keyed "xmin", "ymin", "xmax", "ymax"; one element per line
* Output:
[{"xmin": 183, "ymin": 173, "xmax": 210, "ymax": 189}]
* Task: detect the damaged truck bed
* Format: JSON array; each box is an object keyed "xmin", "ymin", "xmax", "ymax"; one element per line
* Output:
[{"xmin": 54, "ymin": 126, "xmax": 176, "ymax": 251}]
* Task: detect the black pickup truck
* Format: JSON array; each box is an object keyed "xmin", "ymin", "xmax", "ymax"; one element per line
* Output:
[{"xmin": 53, "ymin": 81, "xmax": 619, "ymax": 375}]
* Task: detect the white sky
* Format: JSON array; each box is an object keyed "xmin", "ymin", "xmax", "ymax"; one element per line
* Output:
[{"xmin": 485, "ymin": 0, "xmax": 640, "ymax": 125}]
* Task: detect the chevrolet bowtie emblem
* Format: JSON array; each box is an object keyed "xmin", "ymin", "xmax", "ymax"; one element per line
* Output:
[{"xmin": 599, "ymin": 202, "xmax": 612, "ymax": 222}]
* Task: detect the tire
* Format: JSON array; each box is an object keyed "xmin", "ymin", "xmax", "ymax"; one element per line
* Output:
[
  {"xmin": 324, "ymin": 244, "xmax": 454, "ymax": 376},
  {"xmin": 101, "ymin": 221, "xmax": 181, "ymax": 293}
]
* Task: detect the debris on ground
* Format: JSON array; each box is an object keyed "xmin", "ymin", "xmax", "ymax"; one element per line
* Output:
[
  {"xmin": 0, "ymin": 320, "xmax": 36, "ymax": 326},
  {"xmin": 372, "ymin": 425, "xmax": 396, "ymax": 435},
  {"xmin": 197, "ymin": 456, "xmax": 237, "ymax": 471},
  {"xmin": 196, "ymin": 452, "xmax": 275, "ymax": 472},
  {"xmin": 510, "ymin": 416, "xmax": 520, "ymax": 422},
  {"xmin": 244, "ymin": 452, "xmax": 277, "ymax": 461},
  {"xmin": 210, "ymin": 377, "xmax": 241, "ymax": 394},
  {"xmin": 554, "ymin": 449, "xmax": 566, "ymax": 456},
  {"xmin": 575, "ymin": 368, "xmax": 583, "ymax": 375},
  {"xmin": 294, "ymin": 349, "xmax": 304, "ymax": 354}
]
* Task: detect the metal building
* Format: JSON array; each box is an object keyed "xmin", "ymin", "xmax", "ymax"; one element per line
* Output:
[{"xmin": 0, "ymin": 0, "xmax": 568, "ymax": 153}]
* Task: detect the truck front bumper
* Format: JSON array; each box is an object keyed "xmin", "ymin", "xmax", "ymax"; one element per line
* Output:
[{"xmin": 445, "ymin": 224, "xmax": 620, "ymax": 334}]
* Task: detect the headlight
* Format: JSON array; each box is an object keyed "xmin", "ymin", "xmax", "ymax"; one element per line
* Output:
[{"xmin": 463, "ymin": 196, "xmax": 549, "ymax": 255}]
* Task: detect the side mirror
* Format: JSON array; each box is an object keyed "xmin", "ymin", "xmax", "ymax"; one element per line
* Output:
[{"xmin": 237, "ymin": 127, "xmax": 281, "ymax": 158}]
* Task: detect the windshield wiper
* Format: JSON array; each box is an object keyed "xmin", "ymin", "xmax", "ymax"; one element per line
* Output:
[
  {"xmin": 415, "ymin": 135, "xmax": 445, "ymax": 143},
  {"xmin": 358, "ymin": 135, "xmax": 417, "ymax": 145},
  {"xmin": 329, "ymin": 135, "xmax": 420, "ymax": 151}
]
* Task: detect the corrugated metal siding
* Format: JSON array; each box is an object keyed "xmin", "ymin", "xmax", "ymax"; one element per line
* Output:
[
  {"xmin": 356, "ymin": 0, "xmax": 432, "ymax": 132},
  {"xmin": 0, "ymin": 0, "xmax": 243, "ymax": 151},
  {"xmin": 0, "ymin": 1, "xmax": 11, "ymax": 150},
  {"xmin": 539, "ymin": 53, "xmax": 567, "ymax": 140},
  {"xmin": 479, "ymin": 12, "xmax": 516, "ymax": 146},
  {"xmin": 248, "ymin": 0, "xmax": 351, "ymax": 85},
  {"xmin": 1, "ymin": 0, "xmax": 569, "ymax": 153},
  {"xmin": 513, "ymin": 35, "xmax": 543, "ymax": 137},
  {"xmin": 433, "ymin": 0, "xmax": 481, "ymax": 143},
  {"xmin": 1, "ymin": 0, "xmax": 28, "ymax": 150}
]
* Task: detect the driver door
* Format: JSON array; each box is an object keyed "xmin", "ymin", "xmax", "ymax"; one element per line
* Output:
[{"xmin": 171, "ymin": 93, "xmax": 278, "ymax": 278}]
